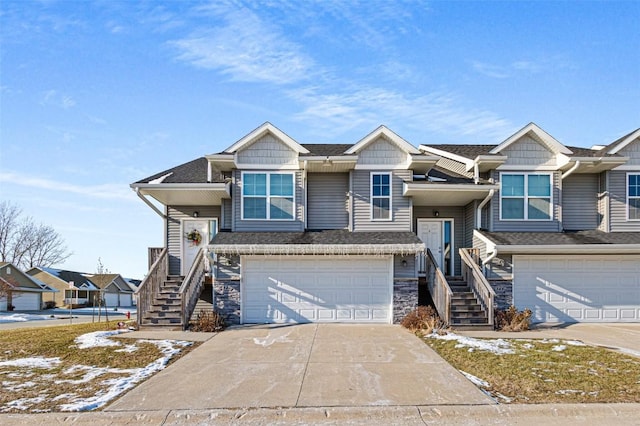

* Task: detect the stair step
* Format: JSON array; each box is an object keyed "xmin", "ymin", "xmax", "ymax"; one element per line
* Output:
[
  {"xmin": 451, "ymin": 311, "xmax": 487, "ymax": 319},
  {"xmin": 451, "ymin": 305, "xmax": 483, "ymax": 312},
  {"xmin": 451, "ymin": 317, "xmax": 489, "ymax": 325}
]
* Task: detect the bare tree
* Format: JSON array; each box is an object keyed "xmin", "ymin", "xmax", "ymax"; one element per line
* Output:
[
  {"xmin": 96, "ymin": 257, "xmax": 110, "ymax": 274},
  {"xmin": 0, "ymin": 201, "xmax": 71, "ymax": 270}
]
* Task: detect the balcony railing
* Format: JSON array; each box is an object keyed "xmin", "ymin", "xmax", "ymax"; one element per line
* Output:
[{"xmin": 425, "ymin": 248, "xmax": 452, "ymax": 324}]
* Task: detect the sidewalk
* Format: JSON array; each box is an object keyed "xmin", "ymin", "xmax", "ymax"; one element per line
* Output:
[{"xmin": 2, "ymin": 403, "xmax": 639, "ymax": 425}]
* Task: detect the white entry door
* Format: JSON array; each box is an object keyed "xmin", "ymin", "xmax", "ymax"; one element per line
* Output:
[
  {"xmin": 418, "ymin": 220, "xmax": 443, "ymax": 267},
  {"xmin": 181, "ymin": 219, "xmax": 217, "ymax": 276}
]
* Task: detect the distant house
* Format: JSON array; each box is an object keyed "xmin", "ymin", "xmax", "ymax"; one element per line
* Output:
[
  {"xmin": 0, "ymin": 262, "xmax": 57, "ymax": 311},
  {"xmin": 85, "ymin": 273, "xmax": 135, "ymax": 307},
  {"xmin": 26, "ymin": 267, "xmax": 100, "ymax": 308}
]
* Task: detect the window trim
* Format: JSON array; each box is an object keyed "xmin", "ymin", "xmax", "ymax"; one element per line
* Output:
[
  {"xmin": 241, "ymin": 171, "xmax": 296, "ymax": 221},
  {"xmin": 370, "ymin": 172, "xmax": 392, "ymax": 221},
  {"xmin": 627, "ymin": 172, "xmax": 640, "ymax": 221},
  {"xmin": 499, "ymin": 172, "xmax": 553, "ymax": 221}
]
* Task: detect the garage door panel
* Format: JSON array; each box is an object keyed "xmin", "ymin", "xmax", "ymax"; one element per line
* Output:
[
  {"xmin": 515, "ymin": 255, "xmax": 640, "ymax": 323},
  {"xmin": 12, "ymin": 292, "xmax": 40, "ymax": 311},
  {"xmin": 242, "ymin": 256, "xmax": 392, "ymax": 324}
]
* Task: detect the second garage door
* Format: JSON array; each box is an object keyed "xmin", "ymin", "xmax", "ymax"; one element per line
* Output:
[
  {"xmin": 11, "ymin": 292, "xmax": 41, "ymax": 311},
  {"xmin": 242, "ymin": 256, "xmax": 393, "ymax": 324},
  {"xmin": 514, "ymin": 254, "xmax": 640, "ymax": 323}
]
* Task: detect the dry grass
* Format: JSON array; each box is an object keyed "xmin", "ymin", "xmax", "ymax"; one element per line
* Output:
[
  {"xmin": 0, "ymin": 321, "xmax": 199, "ymax": 413},
  {"xmin": 426, "ymin": 337, "xmax": 640, "ymax": 403}
]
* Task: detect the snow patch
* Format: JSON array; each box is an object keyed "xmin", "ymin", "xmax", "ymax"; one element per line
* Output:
[
  {"xmin": 0, "ymin": 357, "xmax": 61, "ymax": 369},
  {"xmin": 428, "ymin": 332, "xmax": 515, "ymax": 355},
  {"xmin": 552, "ymin": 345, "xmax": 567, "ymax": 352},
  {"xmin": 0, "ymin": 313, "xmax": 54, "ymax": 323},
  {"xmin": 459, "ymin": 370, "xmax": 490, "ymax": 388},
  {"xmin": 148, "ymin": 172, "xmax": 173, "ymax": 184},
  {"xmin": 74, "ymin": 329, "xmax": 130, "ymax": 349},
  {"xmin": 566, "ymin": 340, "xmax": 586, "ymax": 346},
  {"xmin": 253, "ymin": 332, "xmax": 292, "ymax": 347}
]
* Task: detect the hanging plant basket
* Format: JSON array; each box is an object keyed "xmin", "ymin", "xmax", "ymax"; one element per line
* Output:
[{"xmin": 186, "ymin": 229, "xmax": 202, "ymax": 246}]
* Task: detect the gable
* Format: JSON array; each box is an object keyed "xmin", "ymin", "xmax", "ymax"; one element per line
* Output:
[
  {"xmin": 0, "ymin": 265, "xmax": 41, "ymax": 290},
  {"xmin": 236, "ymin": 133, "xmax": 298, "ymax": 167},
  {"xmin": 498, "ymin": 134, "xmax": 557, "ymax": 167},
  {"xmin": 613, "ymin": 135, "xmax": 640, "ymax": 167},
  {"xmin": 356, "ymin": 136, "xmax": 409, "ymax": 166}
]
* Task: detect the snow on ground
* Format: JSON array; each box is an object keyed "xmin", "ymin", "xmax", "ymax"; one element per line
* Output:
[
  {"xmin": 0, "ymin": 313, "xmax": 55, "ymax": 323},
  {"xmin": 427, "ymin": 332, "xmax": 515, "ymax": 355},
  {"xmin": 0, "ymin": 331, "xmax": 192, "ymax": 413},
  {"xmin": 552, "ymin": 344, "xmax": 567, "ymax": 352},
  {"xmin": 459, "ymin": 370, "xmax": 489, "ymax": 387},
  {"xmin": 0, "ymin": 357, "xmax": 61, "ymax": 369}
]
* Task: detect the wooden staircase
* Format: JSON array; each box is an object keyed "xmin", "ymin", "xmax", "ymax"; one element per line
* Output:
[
  {"xmin": 140, "ymin": 275, "xmax": 184, "ymax": 329},
  {"xmin": 448, "ymin": 277, "xmax": 493, "ymax": 330}
]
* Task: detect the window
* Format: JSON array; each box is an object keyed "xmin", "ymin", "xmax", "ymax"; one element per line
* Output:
[
  {"xmin": 371, "ymin": 173, "xmax": 391, "ymax": 220},
  {"xmin": 242, "ymin": 172, "xmax": 294, "ymax": 220},
  {"xmin": 500, "ymin": 173, "xmax": 552, "ymax": 220},
  {"xmin": 628, "ymin": 173, "xmax": 640, "ymax": 220}
]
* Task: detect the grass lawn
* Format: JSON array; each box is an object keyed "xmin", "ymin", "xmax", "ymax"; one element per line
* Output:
[
  {"xmin": 0, "ymin": 321, "xmax": 199, "ymax": 413},
  {"xmin": 424, "ymin": 333, "xmax": 640, "ymax": 403}
]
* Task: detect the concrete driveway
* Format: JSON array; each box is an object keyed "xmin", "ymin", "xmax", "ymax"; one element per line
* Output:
[{"xmin": 107, "ymin": 324, "xmax": 493, "ymax": 411}]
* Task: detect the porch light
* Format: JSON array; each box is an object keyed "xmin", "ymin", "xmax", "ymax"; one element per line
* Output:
[
  {"xmin": 433, "ymin": 210, "xmax": 439, "ymax": 217},
  {"xmin": 401, "ymin": 259, "xmax": 408, "ymax": 267},
  {"xmin": 193, "ymin": 211, "xmax": 199, "ymax": 218}
]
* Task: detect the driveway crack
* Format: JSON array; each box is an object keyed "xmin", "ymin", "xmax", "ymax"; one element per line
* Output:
[{"xmin": 294, "ymin": 324, "xmax": 318, "ymax": 407}]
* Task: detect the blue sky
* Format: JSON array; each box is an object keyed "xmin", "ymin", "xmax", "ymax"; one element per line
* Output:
[{"xmin": 1, "ymin": 1, "xmax": 639, "ymax": 278}]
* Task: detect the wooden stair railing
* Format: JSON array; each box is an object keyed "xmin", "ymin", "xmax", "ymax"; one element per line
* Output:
[
  {"xmin": 136, "ymin": 247, "xmax": 168, "ymax": 327},
  {"xmin": 460, "ymin": 247, "xmax": 495, "ymax": 327},
  {"xmin": 425, "ymin": 248, "xmax": 453, "ymax": 325},
  {"xmin": 179, "ymin": 248, "xmax": 208, "ymax": 330}
]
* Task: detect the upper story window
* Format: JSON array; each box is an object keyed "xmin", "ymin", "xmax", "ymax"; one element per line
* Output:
[
  {"xmin": 628, "ymin": 173, "xmax": 640, "ymax": 220},
  {"xmin": 371, "ymin": 172, "xmax": 392, "ymax": 220},
  {"xmin": 242, "ymin": 172, "xmax": 294, "ymax": 220},
  {"xmin": 500, "ymin": 173, "xmax": 552, "ymax": 220}
]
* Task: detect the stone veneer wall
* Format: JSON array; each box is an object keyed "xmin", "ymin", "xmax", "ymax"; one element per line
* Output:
[
  {"xmin": 393, "ymin": 278, "xmax": 418, "ymax": 323},
  {"xmin": 489, "ymin": 279, "xmax": 513, "ymax": 310},
  {"xmin": 213, "ymin": 279, "xmax": 241, "ymax": 325}
]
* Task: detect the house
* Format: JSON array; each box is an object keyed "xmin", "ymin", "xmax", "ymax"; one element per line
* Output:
[
  {"xmin": 131, "ymin": 122, "xmax": 640, "ymax": 329},
  {"xmin": 0, "ymin": 262, "xmax": 57, "ymax": 311},
  {"xmin": 26, "ymin": 267, "xmax": 100, "ymax": 308},
  {"xmin": 84, "ymin": 273, "xmax": 135, "ymax": 307}
]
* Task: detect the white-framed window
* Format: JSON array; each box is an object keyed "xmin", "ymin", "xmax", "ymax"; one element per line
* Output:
[
  {"xmin": 371, "ymin": 172, "xmax": 392, "ymax": 220},
  {"xmin": 627, "ymin": 173, "xmax": 640, "ymax": 221},
  {"xmin": 241, "ymin": 172, "xmax": 295, "ymax": 220},
  {"xmin": 500, "ymin": 172, "xmax": 552, "ymax": 220}
]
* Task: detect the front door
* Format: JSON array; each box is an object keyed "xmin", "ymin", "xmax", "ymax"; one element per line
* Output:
[
  {"xmin": 418, "ymin": 220, "xmax": 443, "ymax": 267},
  {"xmin": 181, "ymin": 219, "xmax": 217, "ymax": 276}
]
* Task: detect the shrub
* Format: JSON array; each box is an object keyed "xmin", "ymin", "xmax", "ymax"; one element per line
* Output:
[
  {"xmin": 495, "ymin": 305, "xmax": 532, "ymax": 331},
  {"xmin": 190, "ymin": 310, "xmax": 225, "ymax": 332},
  {"xmin": 401, "ymin": 306, "xmax": 447, "ymax": 334},
  {"xmin": 43, "ymin": 301, "xmax": 56, "ymax": 309}
]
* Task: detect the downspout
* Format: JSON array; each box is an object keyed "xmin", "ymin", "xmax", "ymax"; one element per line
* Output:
[
  {"xmin": 482, "ymin": 249, "xmax": 498, "ymax": 275},
  {"xmin": 473, "ymin": 161, "xmax": 480, "ymax": 185},
  {"xmin": 476, "ymin": 189, "xmax": 494, "ymax": 229},
  {"xmin": 561, "ymin": 160, "xmax": 581, "ymax": 180},
  {"xmin": 207, "ymin": 160, "xmax": 212, "ymax": 183},
  {"xmin": 134, "ymin": 188, "xmax": 166, "ymax": 218},
  {"xmin": 303, "ymin": 160, "xmax": 308, "ymax": 229}
]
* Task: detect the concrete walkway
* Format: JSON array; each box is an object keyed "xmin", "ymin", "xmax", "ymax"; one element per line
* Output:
[{"xmin": 107, "ymin": 323, "xmax": 493, "ymax": 410}]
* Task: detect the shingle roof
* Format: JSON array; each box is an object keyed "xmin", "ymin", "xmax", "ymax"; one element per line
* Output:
[
  {"xmin": 40, "ymin": 267, "xmax": 98, "ymax": 289},
  {"xmin": 300, "ymin": 144, "xmax": 353, "ymax": 156},
  {"xmin": 426, "ymin": 144, "xmax": 618, "ymax": 159},
  {"xmin": 136, "ymin": 157, "xmax": 226, "ymax": 184},
  {"xmin": 87, "ymin": 273, "xmax": 120, "ymax": 290},
  {"xmin": 599, "ymin": 128, "xmax": 640, "ymax": 154},
  {"xmin": 426, "ymin": 166, "xmax": 481, "ymax": 184},
  {"xmin": 211, "ymin": 230, "xmax": 423, "ymax": 246},
  {"xmin": 479, "ymin": 230, "xmax": 640, "ymax": 246}
]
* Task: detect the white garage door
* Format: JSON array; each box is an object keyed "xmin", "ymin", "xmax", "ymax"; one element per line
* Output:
[
  {"xmin": 0, "ymin": 297, "xmax": 7, "ymax": 311},
  {"xmin": 120, "ymin": 293, "xmax": 133, "ymax": 307},
  {"xmin": 514, "ymin": 255, "xmax": 640, "ymax": 323},
  {"xmin": 104, "ymin": 293, "xmax": 119, "ymax": 307},
  {"xmin": 12, "ymin": 292, "xmax": 41, "ymax": 311},
  {"xmin": 242, "ymin": 256, "xmax": 393, "ymax": 324}
]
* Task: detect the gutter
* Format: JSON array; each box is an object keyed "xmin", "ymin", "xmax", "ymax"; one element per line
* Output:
[
  {"xmin": 561, "ymin": 160, "xmax": 581, "ymax": 180},
  {"xmin": 476, "ymin": 189, "xmax": 495, "ymax": 229},
  {"xmin": 133, "ymin": 187, "xmax": 166, "ymax": 219}
]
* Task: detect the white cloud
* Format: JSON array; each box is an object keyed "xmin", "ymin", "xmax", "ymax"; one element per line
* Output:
[
  {"xmin": 0, "ymin": 172, "xmax": 136, "ymax": 202},
  {"xmin": 169, "ymin": 8, "xmax": 314, "ymax": 85},
  {"xmin": 41, "ymin": 90, "xmax": 76, "ymax": 109}
]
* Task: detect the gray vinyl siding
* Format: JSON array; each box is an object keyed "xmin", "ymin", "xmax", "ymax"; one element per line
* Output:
[
  {"xmin": 167, "ymin": 205, "xmax": 221, "ymax": 275},
  {"xmin": 500, "ymin": 135, "xmax": 557, "ymax": 167},
  {"xmin": 463, "ymin": 201, "xmax": 476, "ymax": 248},
  {"xmin": 609, "ymin": 170, "xmax": 640, "ymax": 231},
  {"xmin": 233, "ymin": 170, "xmax": 305, "ymax": 232},
  {"xmin": 356, "ymin": 137, "xmax": 408, "ymax": 166},
  {"xmin": 490, "ymin": 170, "xmax": 562, "ymax": 232},
  {"xmin": 472, "ymin": 234, "xmax": 488, "ymax": 259},
  {"xmin": 222, "ymin": 198, "xmax": 232, "ymax": 230},
  {"xmin": 616, "ymin": 138, "xmax": 640, "ymax": 167},
  {"xmin": 352, "ymin": 170, "xmax": 411, "ymax": 231},
  {"xmin": 236, "ymin": 134, "xmax": 297, "ymax": 166},
  {"xmin": 307, "ymin": 173, "xmax": 349, "ymax": 230},
  {"xmin": 394, "ymin": 255, "xmax": 416, "ymax": 278},
  {"xmin": 598, "ymin": 172, "xmax": 608, "ymax": 231},
  {"xmin": 562, "ymin": 174, "xmax": 599, "ymax": 230},
  {"xmin": 413, "ymin": 206, "xmax": 464, "ymax": 275}
]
